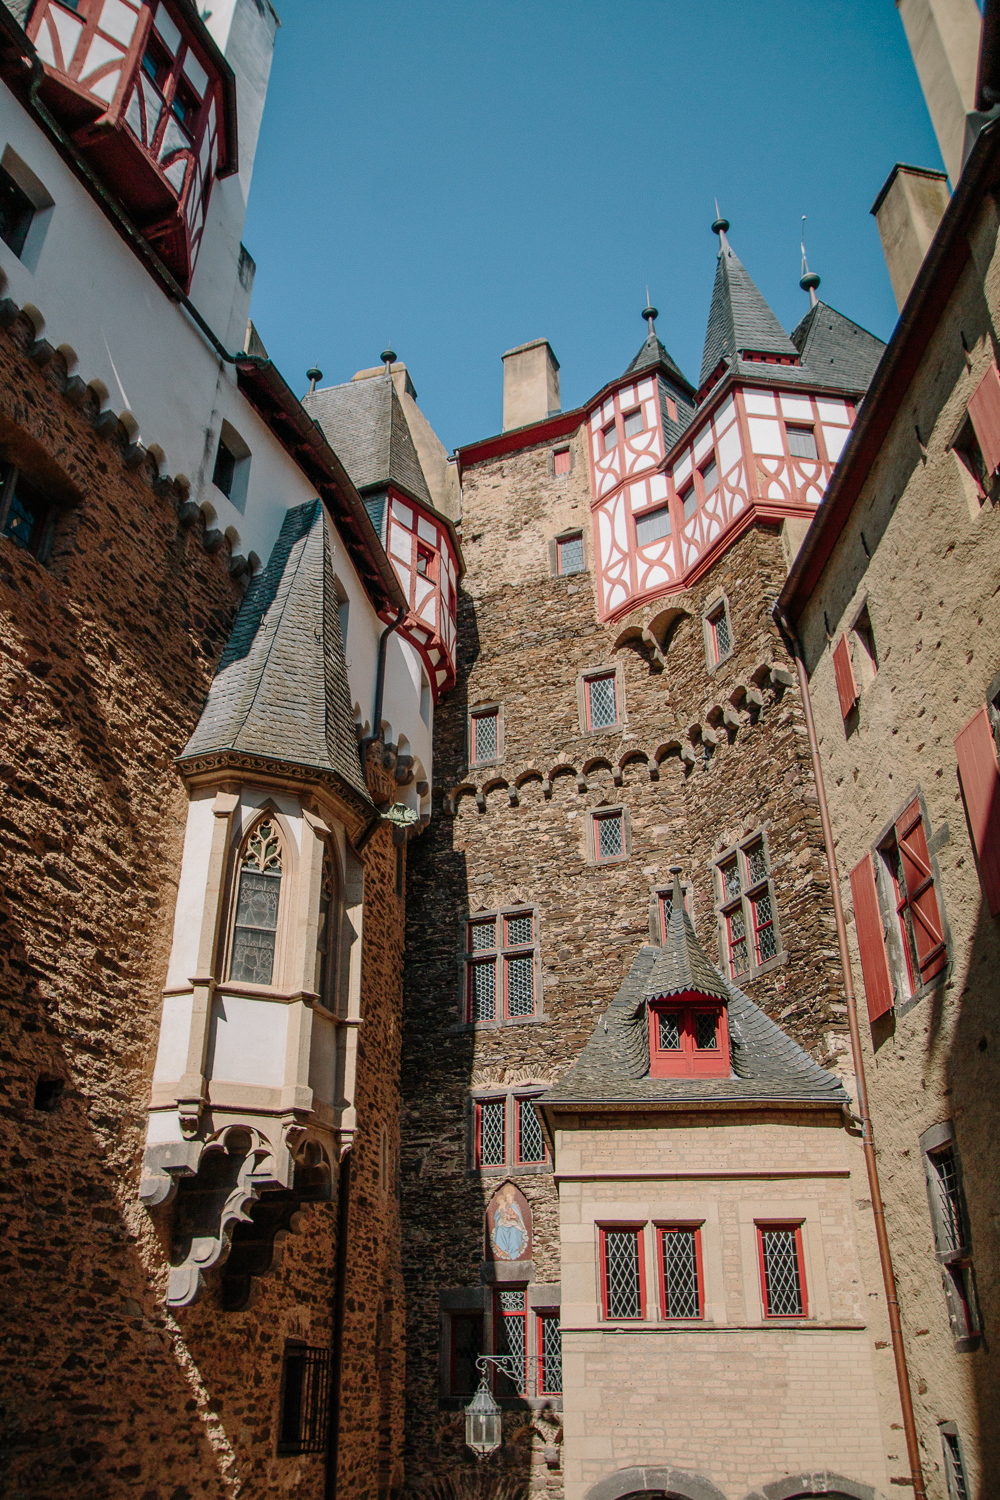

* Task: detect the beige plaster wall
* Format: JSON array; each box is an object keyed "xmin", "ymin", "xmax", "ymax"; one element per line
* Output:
[{"xmin": 794, "ymin": 196, "xmax": 1000, "ymax": 1499}]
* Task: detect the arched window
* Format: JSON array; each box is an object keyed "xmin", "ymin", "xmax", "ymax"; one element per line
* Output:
[
  {"xmin": 317, "ymin": 839, "xmax": 340, "ymax": 1010},
  {"xmin": 229, "ymin": 818, "xmax": 283, "ymax": 985}
]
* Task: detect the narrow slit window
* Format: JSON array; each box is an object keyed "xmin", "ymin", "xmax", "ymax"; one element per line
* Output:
[
  {"xmin": 229, "ymin": 820, "xmax": 282, "ymax": 986},
  {"xmin": 707, "ymin": 603, "xmax": 732, "ymax": 663},
  {"xmin": 0, "ymin": 163, "xmax": 35, "ymax": 258},
  {"xmin": 0, "ymin": 470, "xmax": 56, "ymax": 562},
  {"xmin": 681, "ymin": 482, "xmax": 697, "ymax": 520},
  {"xmin": 594, "ymin": 810, "xmax": 625, "ymax": 862},
  {"xmin": 277, "ymin": 1345, "xmax": 332, "ymax": 1455},
  {"xmin": 602, "ymin": 421, "xmax": 618, "ymax": 453},
  {"xmin": 471, "ymin": 709, "xmax": 499, "ymax": 764},
  {"xmin": 537, "ymin": 1312, "xmax": 562, "ymax": 1394},
  {"xmin": 942, "ymin": 1429, "xmax": 969, "ymax": 1500},
  {"xmin": 700, "ymin": 457, "xmax": 718, "ymax": 495},
  {"xmin": 478, "ymin": 1098, "xmax": 506, "ymax": 1167}
]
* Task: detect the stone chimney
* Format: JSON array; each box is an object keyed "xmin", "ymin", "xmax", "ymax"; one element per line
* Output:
[
  {"xmin": 871, "ymin": 163, "xmax": 951, "ymax": 310},
  {"xmin": 501, "ymin": 340, "xmax": 560, "ymax": 432},
  {"xmin": 897, "ymin": 0, "xmax": 982, "ymax": 185}
]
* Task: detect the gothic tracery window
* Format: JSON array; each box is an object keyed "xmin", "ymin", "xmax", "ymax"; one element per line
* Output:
[{"xmin": 229, "ymin": 818, "xmax": 283, "ymax": 986}]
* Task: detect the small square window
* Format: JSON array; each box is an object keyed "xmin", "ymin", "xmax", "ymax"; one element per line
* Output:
[
  {"xmin": 557, "ymin": 532, "xmax": 585, "ymax": 575},
  {"xmin": 594, "ymin": 810, "xmax": 625, "ymax": 862},
  {"xmin": 553, "ymin": 447, "xmax": 572, "ymax": 475},
  {"xmin": 622, "ymin": 407, "xmax": 644, "ymax": 438},
  {"xmin": 635, "ymin": 505, "xmax": 671, "ymax": 548},
  {"xmin": 586, "ymin": 673, "xmax": 618, "ymax": 730},
  {"xmin": 471, "ymin": 709, "xmax": 499, "ymax": 765},
  {"xmin": 602, "ymin": 421, "xmax": 618, "ymax": 453},
  {"xmin": 681, "ymin": 482, "xmax": 697, "ymax": 519},
  {"xmin": 0, "ymin": 163, "xmax": 35, "ymax": 259},
  {"xmin": 757, "ymin": 1224, "xmax": 806, "ymax": 1318},
  {"xmin": 787, "ymin": 425, "xmax": 818, "ymax": 459}
]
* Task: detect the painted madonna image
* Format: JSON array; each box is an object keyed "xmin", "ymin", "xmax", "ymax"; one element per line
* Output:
[{"xmin": 486, "ymin": 1182, "xmax": 531, "ymax": 1262}]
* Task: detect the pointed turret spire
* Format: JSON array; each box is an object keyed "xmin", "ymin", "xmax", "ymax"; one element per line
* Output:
[
  {"xmin": 799, "ymin": 217, "xmax": 821, "ymax": 308},
  {"xmin": 643, "ymin": 866, "xmax": 731, "ymax": 1006},
  {"xmin": 622, "ymin": 304, "xmax": 696, "ymax": 396},
  {"xmin": 699, "ymin": 214, "xmax": 799, "ymax": 391},
  {"xmin": 642, "ymin": 287, "xmax": 658, "ymax": 336}
]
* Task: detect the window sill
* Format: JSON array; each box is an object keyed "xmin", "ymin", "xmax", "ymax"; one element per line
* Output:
[
  {"xmin": 451, "ymin": 1012, "xmax": 548, "ymax": 1034},
  {"xmin": 705, "ymin": 648, "xmax": 735, "ymax": 675},
  {"xmin": 591, "ymin": 856, "xmax": 630, "ymax": 869},
  {"xmin": 895, "ymin": 963, "xmax": 952, "ymax": 1018},
  {"xmin": 728, "ymin": 949, "xmax": 788, "ymax": 985},
  {"xmin": 469, "ymin": 758, "xmax": 502, "ymax": 771},
  {"xmin": 576, "ymin": 724, "xmax": 622, "ymax": 740},
  {"xmin": 470, "ymin": 1161, "xmax": 552, "ymax": 1178}
]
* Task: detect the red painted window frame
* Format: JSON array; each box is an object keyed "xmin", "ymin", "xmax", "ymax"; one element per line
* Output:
[
  {"xmin": 656, "ymin": 1223, "xmax": 705, "ymax": 1320},
  {"xmin": 585, "ymin": 671, "xmax": 618, "ymax": 730},
  {"xmin": 665, "ymin": 395, "xmax": 678, "ymax": 423},
  {"xmin": 849, "ymin": 853, "xmax": 894, "ymax": 1023},
  {"xmin": 415, "ymin": 543, "xmax": 436, "ymax": 580},
  {"xmin": 756, "ymin": 1222, "xmax": 808, "ymax": 1319},
  {"xmin": 593, "ymin": 808, "xmax": 625, "ymax": 863},
  {"xmin": 493, "ymin": 1286, "xmax": 528, "ymax": 1395},
  {"xmin": 707, "ymin": 603, "xmax": 730, "ymax": 664},
  {"xmin": 725, "ymin": 904, "xmax": 749, "ymax": 977},
  {"xmin": 514, "ymin": 1095, "xmax": 546, "ymax": 1165},
  {"xmin": 450, "ymin": 1312, "xmax": 484, "ymax": 1396},
  {"xmin": 557, "ymin": 530, "xmax": 584, "ymax": 573},
  {"xmin": 832, "ymin": 633, "xmax": 859, "ymax": 720},
  {"xmin": 648, "ymin": 996, "xmax": 729, "ymax": 1077},
  {"xmin": 475, "ymin": 1096, "xmax": 506, "ymax": 1168},
  {"xmin": 892, "ymin": 799, "xmax": 947, "ymax": 987},
  {"xmin": 553, "ymin": 447, "xmax": 572, "ymax": 476},
  {"xmin": 598, "ymin": 1224, "xmax": 646, "ymax": 1321},
  {"xmin": 470, "ymin": 708, "xmax": 499, "ymax": 765},
  {"xmin": 955, "ymin": 708, "xmax": 1000, "ymax": 916},
  {"xmin": 750, "ymin": 888, "xmax": 775, "ymax": 966},
  {"xmin": 535, "ymin": 1309, "xmax": 562, "ymax": 1394}
]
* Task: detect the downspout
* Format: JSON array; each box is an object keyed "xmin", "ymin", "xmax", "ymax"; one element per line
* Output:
[
  {"xmin": 775, "ymin": 609, "xmax": 927, "ymax": 1500},
  {"xmin": 325, "ymin": 1146, "xmax": 352, "ymax": 1500}
]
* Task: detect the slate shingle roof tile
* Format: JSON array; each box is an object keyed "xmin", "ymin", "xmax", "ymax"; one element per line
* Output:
[
  {"xmin": 699, "ymin": 238, "xmax": 799, "ymax": 390},
  {"xmin": 790, "ymin": 300, "xmax": 886, "ymax": 395},
  {"xmin": 303, "ymin": 376, "xmax": 432, "ymax": 508}
]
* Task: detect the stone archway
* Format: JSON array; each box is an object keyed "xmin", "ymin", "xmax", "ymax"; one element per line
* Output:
[
  {"xmin": 744, "ymin": 1474, "xmax": 876, "ymax": 1500},
  {"xmin": 584, "ymin": 1466, "xmax": 729, "ymax": 1500}
]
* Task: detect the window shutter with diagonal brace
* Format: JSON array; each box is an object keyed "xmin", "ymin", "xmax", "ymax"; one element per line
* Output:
[
  {"xmin": 954, "ymin": 707, "xmax": 1000, "ymax": 917},
  {"xmin": 849, "ymin": 852, "xmax": 895, "ymax": 1021},
  {"xmin": 832, "ymin": 634, "xmax": 859, "ymax": 720},
  {"xmin": 895, "ymin": 799, "xmax": 947, "ymax": 983}
]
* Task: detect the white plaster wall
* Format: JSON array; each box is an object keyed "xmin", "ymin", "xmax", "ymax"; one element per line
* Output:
[
  {"xmin": 165, "ymin": 790, "xmax": 217, "ymax": 989},
  {"xmin": 152, "ymin": 992, "xmax": 193, "ymax": 1082},
  {"xmin": 207, "ymin": 992, "xmax": 286, "ymax": 1086}
]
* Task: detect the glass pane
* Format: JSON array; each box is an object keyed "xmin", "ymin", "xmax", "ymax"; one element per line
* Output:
[
  {"xmin": 694, "ymin": 1012, "xmax": 718, "ymax": 1050},
  {"xmin": 559, "ymin": 534, "xmax": 584, "ymax": 573},
  {"xmin": 479, "ymin": 1099, "xmax": 505, "ymax": 1165},
  {"xmin": 721, "ymin": 860, "xmax": 741, "ymax": 901},
  {"xmin": 682, "ymin": 485, "xmax": 697, "ymax": 519},
  {"xmin": 943, "ymin": 1432, "xmax": 969, "ymax": 1500},
  {"xmin": 230, "ymin": 923, "xmax": 276, "ymax": 985},
  {"xmin": 597, "ymin": 814, "xmax": 624, "ymax": 860},
  {"xmin": 230, "ymin": 866, "xmax": 280, "ymax": 985},
  {"xmin": 469, "ymin": 920, "xmax": 496, "ymax": 952},
  {"xmin": 235, "ymin": 869, "xmax": 280, "ymax": 930},
  {"xmin": 661, "ymin": 1230, "xmax": 700, "ymax": 1317},
  {"xmin": 659, "ymin": 894, "xmax": 673, "ymax": 936},
  {"xmin": 658, "ymin": 1012, "xmax": 681, "ymax": 1049},
  {"xmin": 495, "ymin": 1290, "xmax": 526, "ymax": 1394},
  {"xmin": 746, "ymin": 842, "xmax": 768, "ymax": 885},
  {"xmin": 761, "ymin": 1228, "xmax": 803, "ymax": 1316},
  {"xmin": 604, "ymin": 1231, "xmax": 642, "ymax": 1318},
  {"xmin": 754, "ymin": 892, "xmax": 777, "ymax": 962},
  {"xmin": 473, "ymin": 712, "xmax": 498, "ymax": 762},
  {"xmin": 635, "ymin": 505, "xmax": 671, "ymax": 547},
  {"xmin": 622, "ymin": 408, "xmax": 644, "ymax": 438},
  {"xmin": 787, "ymin": 425, "xmax": 818, "ymax": 459},
  {"xmin": 505, "ymin": 912, "xmax": 533, "ymax": 946},
  {"xmin": 588, "ymin": 675, "xmax": 617, "ymax": 729},
  {"xmin": 729, "ymin": 908, "xmax": 748, "ymax": 976},
  {"xmin": 712, "ymin": 609, "xmax": 731, "ymax": 657},
  {"xmin": 517, "ymin": 1098, "xmax": 545, "ymax": 1162},
  {"xmin": 603, "ymin": 422, "xmax": 618, "ymax": 452},
  {"xmin": 539, "ymin": 1314, "xmax": 562, "ymax": 1393},
  {"xmin": 2, "ymin": 480, "xmax": 46, "ymax": 555},
  {"xmin": 470, "ymin": 959, "xmax": 496, "ymax": 1021},
  {"xmin": 506, "ymin": 954, "xmax": 534, "ymax": 1017},
  {"xmin": 700, "ymin": 458, "xmax": 718, "ymax": 494},
  {"xmin": 931, "ymin": 1147, "xmax": 963, "ymax": 1252}
]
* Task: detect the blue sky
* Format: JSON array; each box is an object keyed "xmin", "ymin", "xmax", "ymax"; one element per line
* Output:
[{"xmin": 242, "ymin": 2, "xmax": 944, "ymax": 452}]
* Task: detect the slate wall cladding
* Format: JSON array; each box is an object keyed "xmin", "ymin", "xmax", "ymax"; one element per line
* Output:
[
  {"xmin": 400, "ymin": 432, "xmax": 848, "ymax": 1490},
  {"xmin": 0, "ymin": 323, "xmax": 406, "ymax": 1497}
]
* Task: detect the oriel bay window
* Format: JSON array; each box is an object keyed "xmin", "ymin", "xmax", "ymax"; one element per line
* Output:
[
  {"xmin": 464, "ymin": 908, "xmax": 538, "ymax": 1025},
  {"xmin": 228, "ymin": 818, "xmax": 284, "ymax": 985},
  {"xmin": 757, "ymin": 1223, "xmax": 807, "ymax": 1319},
  {"xmin": 658, "ymin": 1226, "xmax": 704, "ymax": 1319},
  {"xmin": 600, "ymin": 1226, "xmax": 645, "ymax": 1320},
  {"xmin": 715, "ymin": 833, "xmax": 781, "ymax": 981}
]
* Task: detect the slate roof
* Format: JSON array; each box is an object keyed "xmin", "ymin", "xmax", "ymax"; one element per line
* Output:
[
  {"xmin": 303, "ymin": 376, "xmax": 433, "ymax": 508},
  {"xmin": 179, "ymin": 499, "xmax": 371, "ymax": 804},
  {"xmin": 543, "ymin": 878, "xmax": 848, "ymax": 1109},
  {"xmin": 790, "ymin": 301, "xmax": 886, "ymax": 396},
  {"xmin": 623, "ymin": 331, "xmax": 695, "ymax": 396},
  {"xmin": 699, "ymin": 236, "xmax": 800, "ymax": 390}
]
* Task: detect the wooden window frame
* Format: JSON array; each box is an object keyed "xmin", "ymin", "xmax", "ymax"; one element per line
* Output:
[
  {"xmin": 785, "ymin": 423, "xmax": 818, "ymax": 460},
  {"xmin": 554, "ymin": 530, "xmax": 586, "ymax": 576},
  {"xmin": 874, "ymin": 795, "xmax": 948, "ymax": 1005},
  {"xmin": 514, "ymin": 1094, "xmax": 547, "ymax": 1166},
  {"xmin": 920, "ymin": 1122, "xmax": 981, "ymax": 1350},
  {"xmin": 493, "ymin": 1285, "xmax": 529, "ymax": 1396},
  {"xmin": 756, "ymin": 1222, "xmax": 808, "ymax": 1320},
  {"xmin": 713, "ymin": 831, "xmax": 784, "ymax": 981},
  {"xmin": 648, "ymin": 998, "xmax": 729, "ymax": 1078},
  {"xmin": 460, "ymin": 906, "xmax": 541, "ymax": 1029},
  {"xmin": 552, "ymin": 445, "xmax": 572, "ymax": 477},
  {"xmin": 576, "ymin": 663, "xmax": 625, "ymax": 736},
  {"xmin": 590, "ymin": 807, "xmax": 629, "ymax": 865},
  {"xmin": 656, "ymin": 1224, "xmax": 705, "ymax": 1321},
  {"xmin": 941, "ymin": 1425, "xmax": 971, "ymax": 1500},
  {"xmin": 633, "ymin": 502, "xmax": 672, "ymax": 550},
  {"xmin": 469, "ymin": 1085, "xmax": 550, "ymax": 1173},
  {"xmin": 475, "ymin": 1096, "xmax": 507, "ymax": 1169},
  {"xmin": 599, "ymin": 1224, "xmax": 646, "ymax": 1321},
  {"xmin": 468, "ymin": 702, "xmax": 503, "ymax": 768}
]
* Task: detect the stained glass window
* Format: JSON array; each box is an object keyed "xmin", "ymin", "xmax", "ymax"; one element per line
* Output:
[{"xmin": 230, "ymin": 820, "xmax": 282, "ymax": 985}]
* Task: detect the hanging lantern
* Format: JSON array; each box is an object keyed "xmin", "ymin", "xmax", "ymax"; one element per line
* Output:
[{"xmin": 465, "ymin": 1375, "xmax": 502, "ymax": 1457}]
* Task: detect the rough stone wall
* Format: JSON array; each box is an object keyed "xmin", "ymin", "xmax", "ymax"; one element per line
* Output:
[
  {"xmin": 0, "ymin": 317, "xmax": 405, "ymax": 1498},
  {"xmin": 400, "ymin": 428, "xmax": 851, "ymax": 1492},
  {"xmin": 794, "ymin": 201, "xmax": 1000, "ymax": 1500}
]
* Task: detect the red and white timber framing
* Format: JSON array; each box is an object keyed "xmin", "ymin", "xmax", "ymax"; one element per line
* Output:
[{"xmin": 382, "ymin": 488, "xmax": 460, "ymax": 701}]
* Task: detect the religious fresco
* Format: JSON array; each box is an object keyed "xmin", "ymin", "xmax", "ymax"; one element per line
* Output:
[{"xmin": 486, "ymin": 1182, "xmax": 531, "ymax": 1262}]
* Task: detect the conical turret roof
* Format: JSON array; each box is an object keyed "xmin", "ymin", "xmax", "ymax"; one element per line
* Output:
[
  {"xmin": 699, "ymin": 232, "xmax": 799, "ymax": 389},
  {"xmin": 642, "ymin": 872, "xmax": 731, "ymax": 1004},
  {"xmin": 623, "ymin": 331, "xmax": 695, "ymax": 395}
]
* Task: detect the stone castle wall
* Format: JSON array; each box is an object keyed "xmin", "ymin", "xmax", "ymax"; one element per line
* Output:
[{"xmin": 400, "ymin": 429, "xmax": 851, "ymax": 1493}]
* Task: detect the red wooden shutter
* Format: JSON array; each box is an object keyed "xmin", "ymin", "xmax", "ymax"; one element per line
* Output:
[
  {"xmin": 832, "ymin": 634, "xmax": 859, "ymax": 719},
  {"xmin": 896, "ymin": 800, "xmax": 947, "ymax": 982},
  {"xmin": 849, "ymin": 853, "xmax": 894, "ymax": 1022},
  {"xmin": 954, "ymin": 708, "xmax": 1000, "ymax": 916},
  {"xmin": 968, "ymin": 363, "xmax": 1000, "ymax": 477}
]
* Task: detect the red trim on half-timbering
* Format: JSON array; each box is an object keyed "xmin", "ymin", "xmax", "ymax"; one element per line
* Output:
[
  {"xmin": 757, "ymin": 1223, "xmax": 808, "ymax": 1318},
  {"xmin": 849, "ymin": 853, "xmax": 894, "ymax": 1022},
  {"xmin": 954, "ymin": 708, "xmax": 1000, "ymax": 916},
  {"xmin": 656, "ymin": 1224, "xmax": 705, "ymax": 1320},
  {"xmin": 456, "ymin": 410, "xmax": 585, "ymax": 476},
  {"xmin": 598, "ymin": 1225, "xmax": 646, "ymax": 1321},
  {"xmin": 895, "ymin": 799, "xmax": 947, "ymax": 984},
  {"xmin": 833, "ymin": 634, "xmax": 859, "ymax": 720}
]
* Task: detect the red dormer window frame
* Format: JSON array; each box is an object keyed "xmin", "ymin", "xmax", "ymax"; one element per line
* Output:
[{"xmin": 648, "ymin": 991, "xmax": 729, "ymax": 1078}]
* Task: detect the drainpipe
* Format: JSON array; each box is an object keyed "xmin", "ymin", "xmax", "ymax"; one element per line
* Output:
[
  {"xmin": 775, "ymin": 609, "xmax": 927, "ymax": 1500},
  {"xmin": 325, "ymin": 1146, "xmax": 352, "ymax": 1500}
]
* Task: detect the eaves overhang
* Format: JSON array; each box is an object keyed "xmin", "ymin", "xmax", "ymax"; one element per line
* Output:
[
  {"xmin": 540, "ymin": 1095, "xmax": 846, "ymax": 1116},
  {"xmin": 777, "ymin": 116, "xmax": 1000, "ymax": 626},
  {"xmin": 455, "ymin": 408, "xmax": 585, "ymax": 478}
]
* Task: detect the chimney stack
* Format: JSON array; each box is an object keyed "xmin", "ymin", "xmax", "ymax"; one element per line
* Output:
[
  {"xmin": 871, "ymin": 163, "xmax": 951, "ymax": 310},
  {"xmin": 897, "ymin": 0, "xmax": 982, "ymax": 185},
  {"xmin": 501, "ymin": 340, "xmax": 560, "ymax": 432}
]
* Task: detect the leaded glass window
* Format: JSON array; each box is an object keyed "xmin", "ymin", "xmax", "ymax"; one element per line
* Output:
[
  {"xmin": 587, "ymin": 674, "xmax": 618, "ymax": 730},
  {"xmin": 752, "ymin": 891, "xmax": 777, "ymax": 962},
  {"xmin": 538, "ymin": 1312, "xmax": 562, "ymax": 1394},
  {"xmin": 929, "ymin": 1146, "xmax": 964, "ymax": 1253},
  {"xmin": 660, "ymin": 1229, "xmax": 701, "ymax": 1318},
  {"xmin": 472, "ymin": 709, "xmax": 499, "ymax": 764},
  {"xmin": 506, "ymin": 913, "xmax": 533, "ymax": 946},
  {"xmin": 479, "ymin": 1099, "xmax": 505, "ymax": 1167},
  {"xmin": 746, "ymin": 841, "xmax": 768, "ymax": 886},
  {"xmin": 727, "ymin": 908, "xmax": 749, "ymax": 976},
  {"xmin": 230, "ymin": 820, "xmax": 282, "ymax": 985},
  {"xmin": 943, "ymin": 1431, "xmax": 969, "ymax": 1500},
  {"xmin": 595, "ymin": 812, "xmax": 625, "ymax": 861},
  {"xmin": 495, "ymin": 1288, "xmax": 527, "ymax": 1395},
  {"xmin": 759, "ymin": 1226, "xmax": 805, "ymax": 1317},
  {"xmin": 558, "ymin": 532, "xmax": 584, "ymax": 574},
  {"xmin": 658, "ymin": 1012, "xmax": 681, "ymax": 1050},
  {"xmin": 716, "ymin": 834, "xmax": 780, "ymax": 979},
  {"xmin": 694, "ymin": 1012, "xmax": 718, "ymax": 1050},
  {"xmin": 710, "ymin": 605, "xmax": 731, "ymax": 660},
  {"xmin": 603, "ymin": 1229, "xmax": 642, "ymax": 1319},
  {"xmin": 465, "ymin": 909, "xmax": 537, "ymax": 1024},
  {"xmin": 506, "ymin": 954, "xmax": 534, "ymax": 1017},
  {"xmin": 469, "ymin": 960, "xmax": 496, "ymax": 1022},
  {"xmin": 516, "ymin": 1098, "xmax": 545, "ymax": 1163}
]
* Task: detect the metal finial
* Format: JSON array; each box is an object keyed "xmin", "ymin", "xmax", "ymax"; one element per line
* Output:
[
  {"xmin": 800, "ymin": 216, "xmax": 820, "ymax": 306},
  {"xmin": 381, "ymin": 346, "xmax": 396, "ymax": 371},
  {"xmin": 712, "ymin": 201, "xmax": 730, "ymax": 248},
  {"xmin": 306, "ymin": 364, "xmax": 322, "ymax": 393},
  {"xmin": 642, "ymin": 290, "xmax": 658, "ymax": 335}
]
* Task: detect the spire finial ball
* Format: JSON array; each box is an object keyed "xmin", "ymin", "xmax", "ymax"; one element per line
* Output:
[
  {"xmin": 712, "ymin": 215, "xmax": 730, "ymax": 237},
  {"xmin": 642, "ymin": 304, "xmax": 658, "ymax": 330},
  {"xmin": 800, "ymin": 270, "xmax": 821, "ymax": 292},
  {"xmin": 381, "ymin": 348, "xmax": 396, "ymax": 368}
]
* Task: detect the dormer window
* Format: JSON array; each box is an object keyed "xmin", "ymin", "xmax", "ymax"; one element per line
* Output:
[{"xmin": 649, "ymin": 996, "xmax": 729, "ymax": 1078}]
